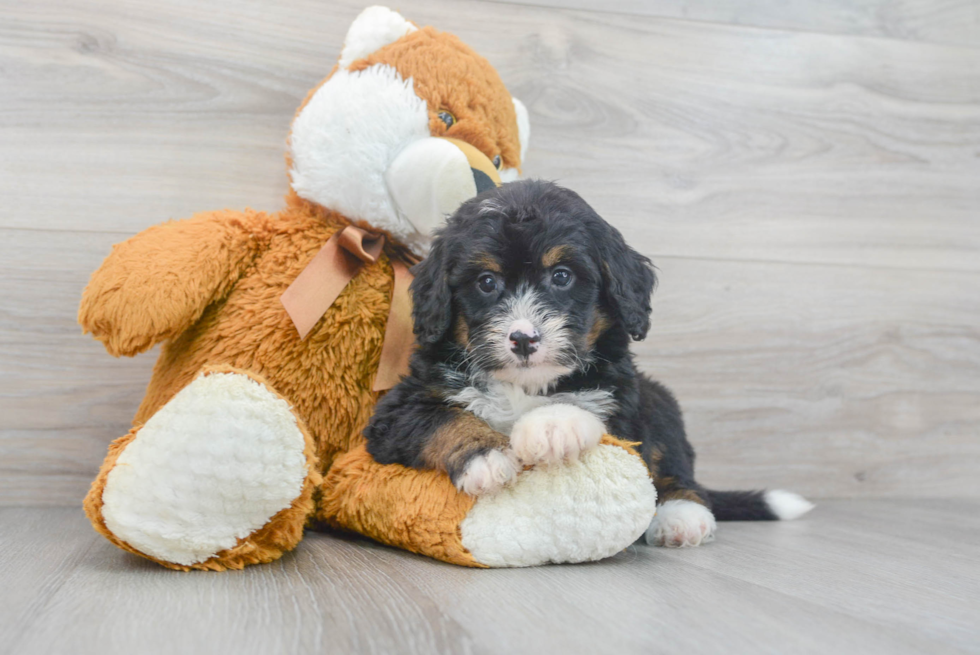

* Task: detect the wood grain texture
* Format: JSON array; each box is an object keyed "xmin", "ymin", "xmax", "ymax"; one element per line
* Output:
[
  {"xmin": 641, "ymin": 255, "xmax": 980, "ymax": 497},
  {"xmin": 494, "ymin": 0, "xmax": 980, "ymax": 47},
  {"xmin": 1, "ymin": 502, "xmax": 977, "ymax": 655},
  {"xmin": 0, "ymin": 228, "xmax": 158, "ymax": 505},
  {"xmin": 1, "ymin": 0, "xmax": 979, "ymax": 504}
]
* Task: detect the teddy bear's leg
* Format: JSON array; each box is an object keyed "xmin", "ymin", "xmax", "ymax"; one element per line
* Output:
[
  {"xmin": 84, "ymin": 367, "xmax": 321, "ymax": 571},
  {"xmin": 318, "ymin": 444, "xmax": 483, "ymax": 566},
  {"xmin": 318, "ymin": 437, "xmax": 658, "ymax": 568}
]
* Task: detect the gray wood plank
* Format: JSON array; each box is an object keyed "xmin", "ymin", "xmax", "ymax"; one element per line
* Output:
[
  {"xmin": 348, "ymin": 532, "xmax": 964, "ymax": 655},
  {"xmin": 3, "ymin": 509, "xmax": 484, "ymax": 655},
  {"xmin": 2, "ymin": 0, "xmax": 978, "ymax": 271},
  {"xmin": 828, "ymin": 498, "xmax": 980, "ymax": 547},
  {"xmin": 3, "ymin": 504, "xmax": 972, "ymax": 655},
  {"xmin": 493, "ymin": 0, "xmax": 980, "ymax": 48},
  {"xmin": 640, "ymin": 255, "xmax": 980, "ymax": 499},
  {"xmin": 504, "ymin": 13, "xmax": 980, "ymax": 274},
  {"xmin": 0, "ymin": 228, "xmax": 157, "ymax": 506},
  {"xmin": 656, "ymin": 499, "xmax": 980, "ymax": 653},
  {"xmin": 0, "ymin": 508, "xmax": 100, "ymax": 648}
]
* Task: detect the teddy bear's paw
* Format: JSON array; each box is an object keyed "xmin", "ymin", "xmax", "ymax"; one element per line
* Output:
[
  {"xmin": 645, "ymin": 500, "xmax": 717, "ymax": 548},
  {"xmin": 99, "ymin": 371, "xmax": 311, "ymax": 566},
  {"xmin": 458, "ymin": 442, "xmax": 658, "ymax": 567},
  {"xmin": 509, "ymin": 404, "xmax": 605, "ymax": 466},
  {"xmin": 454, "ymin": 449, "xmax": 520, "ymax": 496}
]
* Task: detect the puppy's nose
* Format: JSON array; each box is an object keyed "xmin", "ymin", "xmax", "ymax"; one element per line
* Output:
[{"xmin": 509, "ymin": 329, "xmax": 540, "ymax": 359}]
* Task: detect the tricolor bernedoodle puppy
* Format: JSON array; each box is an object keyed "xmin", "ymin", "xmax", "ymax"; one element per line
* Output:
[{"xmin": 365, "ymin": 180, "xmax": 813, "ymax": 547}]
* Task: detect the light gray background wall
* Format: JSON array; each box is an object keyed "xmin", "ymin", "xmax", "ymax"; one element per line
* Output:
[{"xmin": 2, "ymin": 0, "xmax": 978, "ymax": 505}]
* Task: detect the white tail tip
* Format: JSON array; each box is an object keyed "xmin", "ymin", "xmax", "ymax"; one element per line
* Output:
[{"xmin": 765, "ymin": 490, "xmax": 815, "ymax": 520}]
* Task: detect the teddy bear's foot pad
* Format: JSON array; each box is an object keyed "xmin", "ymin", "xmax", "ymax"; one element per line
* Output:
[
  {"xmin": 100, "ymin": 371, "xmax": 309, "ymax": 566},
  {"xmin": 459, "ymin": 443, "xmax": 658, "ymax": 567}
]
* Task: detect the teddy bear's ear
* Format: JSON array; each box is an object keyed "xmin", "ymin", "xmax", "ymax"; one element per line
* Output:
[
  {"xmin": 338, "ymin": 6, "xmax": 417, "ymax": 69},
  {"xmin": 512, "ymin": 97, "xmax": 531, "ymax": 163},
  {"xmin": 499, "ymin": 97, "xmax": 531, "ymax": 182}
]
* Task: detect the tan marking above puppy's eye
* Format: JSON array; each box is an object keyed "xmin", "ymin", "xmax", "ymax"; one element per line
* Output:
[
  {"xmin": 542, "ymin": 245, "xmax": 571, "ymax": 268},
  {"xmin": 438, "ymin": 110, "xmax": 456, "ymax": 129},
  {"xmin": 472, "ymin": 254, "xmax": 502, "ymax": 273}
]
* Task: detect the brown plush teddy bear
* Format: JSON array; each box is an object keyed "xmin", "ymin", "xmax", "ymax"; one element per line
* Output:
[{"xmin": 80, "ymin": 6, "xmax": 656, "ymax": 571}]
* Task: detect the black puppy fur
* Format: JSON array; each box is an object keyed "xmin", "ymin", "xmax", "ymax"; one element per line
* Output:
[{"xmin": 365, "ymin": 180, "xmax": 778, "ymax": 521}]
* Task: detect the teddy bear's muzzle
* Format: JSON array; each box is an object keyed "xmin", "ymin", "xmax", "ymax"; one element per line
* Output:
[{"xmin": 385, "ymin": 136, "xmax": 502, "ymax": 238}]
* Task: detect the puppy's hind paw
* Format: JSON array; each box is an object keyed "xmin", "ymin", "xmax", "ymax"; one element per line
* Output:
[
  {"xmin": 646, "ymin": 500, "xmax": 717, "ymax": 548},
  {"xmin": 454, "ymin": 449, "xmax": 520, "ymax": 496}
]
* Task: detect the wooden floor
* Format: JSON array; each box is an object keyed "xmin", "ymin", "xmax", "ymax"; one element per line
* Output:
[{"xmin": 1, "ymin": 500, "xmax": 977, "ymax": 655}]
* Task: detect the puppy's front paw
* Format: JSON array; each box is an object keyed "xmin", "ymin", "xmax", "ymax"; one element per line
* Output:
[
  {"xmin": 645, "ymin": 500, "xmax": 717, "ymax": 548},
  {"xmin": 454, "ymin": 449, "xmax": 519, "ymax": 496},
  {"xmin": 509, "ymin": 404, "xmax": 605, "ymax": 465}
]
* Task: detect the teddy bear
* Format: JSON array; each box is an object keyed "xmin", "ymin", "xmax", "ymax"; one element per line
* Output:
[{"xmin": 80, "ymin": 6, "xmax": 657, "ymax": 571}]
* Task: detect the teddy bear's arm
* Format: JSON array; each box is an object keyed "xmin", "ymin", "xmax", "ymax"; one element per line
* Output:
[{"xmin": 79, "ymin": 209, "xmax": 271, "ymax": 357}]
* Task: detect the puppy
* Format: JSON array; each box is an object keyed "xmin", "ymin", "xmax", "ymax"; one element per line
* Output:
[{"xmin": 365, "ymin": 180, "xmax": 813, "ymax": 547}]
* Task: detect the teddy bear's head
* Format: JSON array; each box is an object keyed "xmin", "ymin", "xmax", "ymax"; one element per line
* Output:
[{"xmin": 288, "ymin": 6, "xmax": 530, "ymax": 256}]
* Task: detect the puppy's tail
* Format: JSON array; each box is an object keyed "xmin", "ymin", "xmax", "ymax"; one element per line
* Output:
[{"xmin": 705, "ymin": 489, "xmax": 814, "ymax": 521}]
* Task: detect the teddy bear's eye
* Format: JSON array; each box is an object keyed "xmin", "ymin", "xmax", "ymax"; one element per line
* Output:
[
  {"xmin": 493, "ymin": 155, "xmax": 501, "ymax": 169},
  {"xmin": 438, "ymin": 110, "xmax": 455, "ymax": 129}
]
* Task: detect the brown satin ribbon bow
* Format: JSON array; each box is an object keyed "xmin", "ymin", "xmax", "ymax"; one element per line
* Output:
[{"xmin": 280, "ymin": 225, "xmax": 415, "ymax": 392}]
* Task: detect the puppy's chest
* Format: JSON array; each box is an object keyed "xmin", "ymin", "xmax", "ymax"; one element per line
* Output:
[{"xmin": 448, "ymin": 382, "xmax": 617, "ymax": 434}]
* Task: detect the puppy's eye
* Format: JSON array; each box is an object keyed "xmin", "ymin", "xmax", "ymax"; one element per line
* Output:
[
  {"xmin": 551, "ymin": 267, "xmax": 573, "ymax": 288},
  {"xmin": 478, "ymin": 273, "xmax": 498, "ymax": 293},
  {"xmin": 438, "ymin": 110, "xmax": 456, "ymax": 129},
  {"xmin": 492, "ymin": 155, "xmax": 502, "ymax": 169}
]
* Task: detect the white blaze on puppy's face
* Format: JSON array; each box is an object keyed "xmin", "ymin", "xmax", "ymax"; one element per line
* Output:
[{"xmin": 482, "ymin": 284, "xmax": 575, "ymax": 394}]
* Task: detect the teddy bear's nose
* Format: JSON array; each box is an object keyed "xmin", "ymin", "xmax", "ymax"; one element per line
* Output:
[{"xmin": 472, "ymin": 168, "xmax": 497, "ymax": 194}]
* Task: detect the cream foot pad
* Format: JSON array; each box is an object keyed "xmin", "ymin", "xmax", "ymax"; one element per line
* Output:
[
  {"xmin": 460, "ymin": 444, "xmax": 657, "ymax": 567},
  {"xmin": 101, "ymin": 372, "xmax": 309, "ymax": 566}
]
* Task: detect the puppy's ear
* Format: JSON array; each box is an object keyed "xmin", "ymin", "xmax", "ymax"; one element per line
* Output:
[
  {"xmin": 595, "ymin": 223, "xmax": 656, "ymax": 341},
  {"xmin": 409, "ymin": 235, "xmax": 453, "ymax": 345}
]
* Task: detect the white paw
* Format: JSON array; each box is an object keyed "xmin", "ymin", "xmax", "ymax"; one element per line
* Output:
[
  {"xmin": 645, "ymin": 499, "xmax": 717, "ymax": 548},
  {"xmin": 455, "ymin": 449, "xmax": 520, "ymax": 496},
  {"xmin": 509, "ymin": 403, "xmax": 605, "ymax": 465}
]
